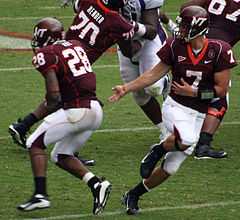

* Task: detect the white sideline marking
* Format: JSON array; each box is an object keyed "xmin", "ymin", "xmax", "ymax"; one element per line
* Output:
[
  {"xmin": 18, "ymin": 200, "xmax": 240, "ymax": 220},
  {"xmin": 0, "ymin": 64, "xmax": 118, "ymax": 72},
  {"xmin": 0, "ymin": 35, "xmax": 31, "ymax": 49},
  {"xmin": 1, "ymin": 121, "xmax": 239, "ymax": 141}
]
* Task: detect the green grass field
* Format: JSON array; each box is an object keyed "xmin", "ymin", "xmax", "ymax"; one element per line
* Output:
[{"xmin": 0, "ymin": 1, "xmax": 240, "ymax": 220}]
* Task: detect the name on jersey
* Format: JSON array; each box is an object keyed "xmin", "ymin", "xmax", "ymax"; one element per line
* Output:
[{"xmin": 87, "ymin": 6, "xmax": 104, "ymax": 24}]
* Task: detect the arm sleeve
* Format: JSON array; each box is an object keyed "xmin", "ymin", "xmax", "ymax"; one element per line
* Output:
[
  {"xmin": 157, "ymin": 37, "xmax": 174, "ymax": 66},
  {"xmin": 214, "ymin": 41, "xmax": 237, "ymax": 72},
  {"xmin": 110, "ymin": 14, "xmax": 134, "ymax": 40},
  {"xmin": 32, "ymin": 49, "xmax": 59, "ymax": 76}
]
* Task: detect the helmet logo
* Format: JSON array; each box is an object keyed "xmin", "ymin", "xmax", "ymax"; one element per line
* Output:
[
  {"xmin": 192, "ymin": 16, "xmax": 207, "ymax": 26},
  {"xmin": 33, "ymin": 27, "xmax": 48, "ymax": 38}
]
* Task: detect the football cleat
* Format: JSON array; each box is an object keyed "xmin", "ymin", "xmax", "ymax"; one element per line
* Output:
[
  {"xmin": 122, "ymin": 191, "xmax": 139, "ymax": 215},
  {"xmin": 73, "ymin": 152, "xmax": 96, "ymax": 166},
  {"xmin": 8, "ymin": 119, "xmax": 28, "ymax": 148},
  {"xmin": 194, "ymin": 144, "xmax": 228, "ymax": 159},
  {"xmin": 17, "ymin": 194, "xmax": 50, "ymax": 211},
  {"xmin": 140, "ymin": 144, "xmax": 163, "ymax": 179},
  {"xmin": 92, "ymin": 180, "xmax": 112, "ymax": 215}
]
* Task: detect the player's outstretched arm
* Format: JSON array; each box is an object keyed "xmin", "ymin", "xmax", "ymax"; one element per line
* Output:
[
  {"xmin": 109, "ymin": 62, "xmax": 170, "ymax": 102},
  {"xmin": 108, "ymin": 85, "xmax": 127, "ymax": 102}
]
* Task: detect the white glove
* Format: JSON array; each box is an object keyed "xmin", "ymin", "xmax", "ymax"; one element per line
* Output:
[{"xmin": 167, "ymin": 19, "xmax": 178, "ymax": 35}]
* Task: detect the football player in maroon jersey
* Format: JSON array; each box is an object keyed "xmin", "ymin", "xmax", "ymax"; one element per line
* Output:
[
  {"xmin": 180, "ymin": 0, "xmax": 240, "ymax": 159},
  {"xmin": 16, "ymin": 17, "xmax": 111, "ymax": 214},
  {"xmin": 109, "ymin": 6, "xmax": 237, "ymax": 215},
  {"xmin": 9, "ymin": 0, "xmax": 139, "ymax": 165}
]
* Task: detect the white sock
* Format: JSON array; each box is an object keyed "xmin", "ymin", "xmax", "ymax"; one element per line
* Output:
[{"xmin": 82, "ymin": 172, "xmax": 95, "ymax": 184}]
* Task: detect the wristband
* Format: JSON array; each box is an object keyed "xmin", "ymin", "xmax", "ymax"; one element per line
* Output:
[
  {"xmin": 167, "ymin": 19, "xmax": 177, "ymax": 34},
  {"xmin": 134, "ymin": 22, "xmax": 147, "ymax": 37}
]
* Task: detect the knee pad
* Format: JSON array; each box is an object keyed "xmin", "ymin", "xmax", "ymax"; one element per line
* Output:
[
  {"xmin": 208, "ymin": 97, "xmax": 228, "ymax": 121},
  {"xmin": 50, "ymin": 146, "xmax": 74, "ymax": 163},
  {"xmin": 162, "ymin": 151, "xmax": 187, "ymax": 175},
  {"xmin": 132, "ymin": 90, "xmax": 151, "ymax": 106}
]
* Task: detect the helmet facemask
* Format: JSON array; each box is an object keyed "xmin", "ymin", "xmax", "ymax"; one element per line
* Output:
[
  {"xmin": 175, "ymin": 6, "xmax": 209, "ymax": 42},
  {"xmin": 31, "ymin": 17, "xmax": 64, "ymax": 52}
]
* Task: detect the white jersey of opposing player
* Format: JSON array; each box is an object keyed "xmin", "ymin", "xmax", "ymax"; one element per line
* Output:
[
  {"xmin": 127, "ymin": 0, "xmax": 164, "ymax": 22},
  {"xmin": 118, "ymin": 0, "xmax": 169, "ymax": 100}
]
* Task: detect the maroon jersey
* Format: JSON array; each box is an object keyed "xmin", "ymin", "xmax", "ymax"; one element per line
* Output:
[
  {"xmin": 32, "ymin": 40, "xmax": 97, "ymax": 109},
  {"xmin": 203, "ymin": 0, "xmax": 240, "ymax": 46},
  {"xmin": 157, "ymin": 37, "xmax": 237, "ymax": 113},
  {"xmin": 65, "ymin": 0, "xmax": 134, "ymax": 64}
]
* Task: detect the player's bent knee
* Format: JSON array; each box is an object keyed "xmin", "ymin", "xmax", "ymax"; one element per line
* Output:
[
  {"xmin": 207, "ymin": 107, "xmax": 227, "ymax": 121},
  {"xmin": 162, "ymin": 160, "xmax": 181, "ymax": 175},
  {"xmin": 27, "ymin": 133, "xmax": 46, "ymax": 149},
  {"xmin": 207, "ymin": 97, "xmax": 228, "ymax": 121},
  {"xmin": 50, "ymin": 148, "xmax": 73, "ymax": 163},
  {"xmin": 162, "ymin": 152, "xmax": 187, "ymax": 175}
]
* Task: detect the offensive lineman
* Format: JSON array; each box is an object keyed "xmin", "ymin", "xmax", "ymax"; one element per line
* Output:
[{"xmin": 118, "ymin": 0, "xmax": 171, "ymax": 137}]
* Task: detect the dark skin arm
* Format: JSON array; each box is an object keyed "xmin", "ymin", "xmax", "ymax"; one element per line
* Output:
[
  {"xmin": 118, "ymin": 8, "xmax": 158, "ymax": 57},
  {"xmin": 118, "ymin": 39, "xmax": 142, "ymax": 58},
  {"xmin": 159, "ymin": 11, "xmax": 171, "ymax": 24},
  {"xmin": 141, "ymin": 8, "xmax": 158, "ymax": 40},
  {"xmin": 44, "ymin": 69, "xmax": 62, "ymax": 113},
  {"xmin": 31, "ymin": 69, "xmax": 62, "ymax": 121}
]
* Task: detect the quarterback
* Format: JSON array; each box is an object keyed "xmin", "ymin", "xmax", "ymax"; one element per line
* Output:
[
  {"xmin": 181, "ymin": 0, "xmax": 240, "ymax": 159},
  {"xmin": 109, "ymin": 6, "xmax": 237, "ymax": 215}
]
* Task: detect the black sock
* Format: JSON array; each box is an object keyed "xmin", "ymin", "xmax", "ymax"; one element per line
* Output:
[
  {"xmin": 87, "ymin": 176, "xmax": 100, "ymax": 192},
  {"xmin": 197, "ymin": 132, "xmax": 213, "ymax": 147},
  {"xmin": 34, "ymin": 176, "xmax": 46, "ymax": 195},
  {"xmin": 130, "ymin": 181, "xmax": 148, "ymax": 197},
  {"xmin": 140, "ymin": 97, "xmax": 162, "ymax": 125},
  {"xmin": 22, "ymin": 113, "xmax": 39, "ymax": 130}
]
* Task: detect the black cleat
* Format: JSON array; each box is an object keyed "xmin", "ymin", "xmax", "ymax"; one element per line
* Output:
[
  {"xmin": 8, "ymin": 119, "xmax": 28, "ymax": 148},
  {"xmin": 140, "ymin": 144, "xmax": 163, "ymax": 179},
  {"xmin": 74, "ymin": 152, "xmax": 96, "ymax": 166},
  {"xmin": 122, "ymin": 191, "xmax": 139, "ymax": 215},
  {"xmin": 194, "ymin": 144, "xmax": 228, "ymax": 159},
  {"xmin": 17, "ymin": 194, "xmax": 50, "ymax": 211},
  {"xmin": 92, "ymin": 180, "xmax": 112, "ymax": 215}
]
